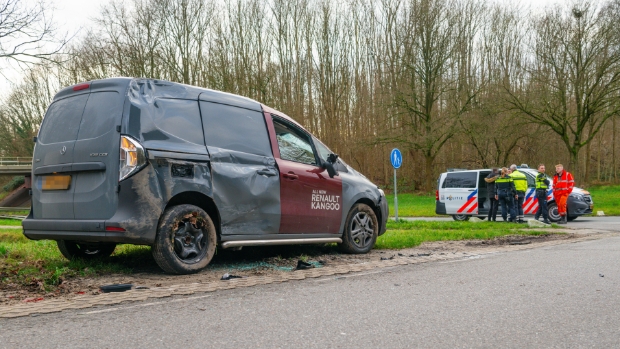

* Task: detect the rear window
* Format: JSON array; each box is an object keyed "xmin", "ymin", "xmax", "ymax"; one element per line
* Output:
[
  {"xmin": 200, "ymin": 102, "xmax": 272, "ymax": 156},
  {"xmin": 39, "ymin": 94, "xmax": 88, "ymax": 144},
  {"xmin": 77, "ymin": 92, "xmax": 123, "ymax": 140},
  {"xmin": 442, "ymin": 172, "xmax": 477, "ymax": 188}
]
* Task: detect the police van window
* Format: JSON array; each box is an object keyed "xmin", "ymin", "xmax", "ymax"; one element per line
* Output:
[
  {"xmin": 200, "ymin": 101, "xmax": 272, "ymax": 156},
  {"xmin": 273, "ymin": 119, "xmax": 316, "ymax": 165},
  {"xmin": 39, "ymin": 94, "xmax": 89, "ymax": 144},
  {"xmin": 525, "ymin": 173, "xmax": 536, "ymax": 188},
  {"xmin": 154, "ymin": 98, "xmax": 205, "ymax": 146},
  {"xmin": 77, "ymin": 92, "xmax": 123, "ymax": 140},
  {"xmin": 442, "ymin": 172, "xmax": 477, "ymax": 189}
]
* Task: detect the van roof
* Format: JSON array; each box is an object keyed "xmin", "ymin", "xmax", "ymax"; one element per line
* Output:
[{"xmin": 53, "ymin": 77, "xmax": 308, "ymax": 133}]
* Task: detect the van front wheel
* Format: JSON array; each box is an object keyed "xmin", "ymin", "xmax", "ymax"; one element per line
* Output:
[
  {"xmin": 57, "ymin": 241, "xmax": 116, "ymax": 260},
  {"xmin": 339, "ymin": 203, "xmax": 378, "ymax": 254},
  {"xmin": 152, "ymin": 204, "xmax": 217, "ymax": 274}
]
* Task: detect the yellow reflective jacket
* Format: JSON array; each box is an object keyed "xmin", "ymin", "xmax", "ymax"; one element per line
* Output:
[{"xmin": 510, "ymin": 170, "xmax": 528, "ymax": 193}]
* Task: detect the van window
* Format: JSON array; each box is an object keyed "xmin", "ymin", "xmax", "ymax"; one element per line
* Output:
[
  {"xmin": 39, "ymin": 94, "xmax": 88, "ymax": 144},
  {"xmin": 77, "ymin": 92, "xmax": 123, "ymax": 140},
  {"xmin": 154, "ymin": 99, "xmax": 204, "ymax": 146},
  {"xmin": 525, "ymin": 172, "xmax": 536, "ymax": 188},
  {"xmin": 200, "ymin": 102, "xmax": 272, "ymax": 156},
  {"xmin": 442, "ymin": 172, "xmax": 477, "ymax": 189},
  {"xmin": 273, "ymin": 119, "xmax": 316, "ymax": 165}
]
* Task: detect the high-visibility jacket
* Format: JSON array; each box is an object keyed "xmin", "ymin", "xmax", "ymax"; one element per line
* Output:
[
  {"xmin": 495, "ymin": 175, "xmax": 516, "ymax": 196},
  {"xmin": 535, "ymin": 173, "xmax": 550, "ymax": 189},
  {"xmin": 509, "ymin": 170, "xmax": 528, "ymax": 193},
  {"xmin": 553, "ymin": 171, "xmax": 574, "ymax": 195}
]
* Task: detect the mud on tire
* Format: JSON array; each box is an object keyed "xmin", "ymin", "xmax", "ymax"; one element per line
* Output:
[
  {"xmin": 57, "ymin": 241, "xmax": 116, "ymax": 260},
  {"xmin": 152, "ymin": 204, "xmax": 217, "ymax": 274},
  {"xmin": 339, "ymin": 203, "xmax": 378, "ymax": 254}
]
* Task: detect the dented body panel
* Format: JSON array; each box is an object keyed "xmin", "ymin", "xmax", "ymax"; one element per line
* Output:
[{"xmin": 23, "ymin": 78, "xmax": 388, "ymax": 247}]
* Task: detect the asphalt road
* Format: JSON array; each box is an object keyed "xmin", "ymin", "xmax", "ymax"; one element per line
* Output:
[
  {"xmin": 405, "ymin": 215, "xmax": 620, "ymax": 232},
  {"xmin": 1, "ymin": 235, "xmax": 619, "ymax": 348}
]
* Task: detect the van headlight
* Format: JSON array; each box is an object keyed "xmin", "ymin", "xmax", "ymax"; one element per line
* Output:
[{"xmin": 119, "ymin": 135, "xmax": 146, "ymax": 181}]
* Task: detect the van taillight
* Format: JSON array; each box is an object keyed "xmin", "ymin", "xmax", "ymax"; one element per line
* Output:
[
  {"xmin": 435, "ymin": 190, "xmax": 439, "ymax": 201},
  {"xmin": 119, "ymin": 135, "xmax": 146, "ymax": 181},
  {"xmin": 105, "ymin": 226, "xmax": 126, "ymax": 232},
  {"xmin": 73, "ymin": 83, "xmax": 90, "ymax": 91}
]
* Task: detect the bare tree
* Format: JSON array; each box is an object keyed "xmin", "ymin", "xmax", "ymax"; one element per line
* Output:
[
  {"xmin": 0, "ymin": 0, "xmax": 67, "ymax": 67},
  {"xmin": 506, "ymin": 1, "xmax": 620, "ymax": 182}
]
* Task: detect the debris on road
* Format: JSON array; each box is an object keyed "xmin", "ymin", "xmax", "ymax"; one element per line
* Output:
[
  {"xmin": 220, "ymin": 273, "xmax": 244, "ymax": 280},
  {"xmin": 99, "ymin": 284, "xmax": 133, "ymax": 293},
  {"xmin": 295, "ymin": 260, "xmax": 314, "ymax": 270},
  {"xmin": 599, "ymin": 274, "xmax": 604, "ymax": 278}
]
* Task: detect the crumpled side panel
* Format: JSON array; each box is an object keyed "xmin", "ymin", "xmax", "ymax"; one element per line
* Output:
[{"xmin": 208, "ymin": 147, "xmax": 280, "ymax": 235}]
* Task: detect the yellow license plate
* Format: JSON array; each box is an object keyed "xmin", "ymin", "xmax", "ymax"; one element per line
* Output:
[{"xmin": 42, "ymin": 175, "xmax": 72, "ymax": 191}]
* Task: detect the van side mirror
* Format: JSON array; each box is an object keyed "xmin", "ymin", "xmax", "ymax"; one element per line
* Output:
[{"xmin": 322, "ymin": 153, "xmax": 339, "ymax": 178}]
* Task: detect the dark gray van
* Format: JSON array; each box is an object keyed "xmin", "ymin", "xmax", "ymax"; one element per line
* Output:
[{"xmin": 22, "ymin": 78, "xmax": 388, "ymax": 274}]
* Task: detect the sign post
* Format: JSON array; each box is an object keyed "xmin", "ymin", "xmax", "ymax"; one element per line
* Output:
[{"xmin": 390, "ymin": 148, "xmax": 402, "ymax": 221}]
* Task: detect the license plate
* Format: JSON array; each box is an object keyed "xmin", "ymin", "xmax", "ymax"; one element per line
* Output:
[{"xmin": 42, "ymin": 175, "xmax": 72, "ymax": 191}]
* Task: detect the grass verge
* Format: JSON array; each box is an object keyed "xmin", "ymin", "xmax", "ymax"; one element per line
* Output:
[
  {"xmin": 385, "ymin": 193, "xmax": 436, "ymax": 217},
  {"xmin": 375, "ymin": 220, "xmax": 560, "ymax": 249},
  {"xmin": 587, "ymin": 185, "xmax": 620, "ymax": 216},
  {"xmin": 0, "ymin": 229, "xmax": 152, "ymax": 293},
  {"xmin": 0, "ymin": 219, "xmax": 22, "ymax": 226}
]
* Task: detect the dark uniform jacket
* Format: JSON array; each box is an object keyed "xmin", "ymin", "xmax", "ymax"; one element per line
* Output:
[
  {"xmin": 495, "ymin": 175, "xmax": 516, "ymax": 197},
  {"xmin": 484, "ymin": 172, "xmax": 499, "ymax": 198}
]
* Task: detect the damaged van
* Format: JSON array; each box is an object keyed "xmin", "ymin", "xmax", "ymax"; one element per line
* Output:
[{"xmin": 22, "ymin": 78, "xmax": 388, "ymax": 274}]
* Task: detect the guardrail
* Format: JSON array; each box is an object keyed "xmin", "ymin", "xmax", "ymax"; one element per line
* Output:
[{"xmin": 0, "ymin": 157, "xmax": 32, "ymax": 166}]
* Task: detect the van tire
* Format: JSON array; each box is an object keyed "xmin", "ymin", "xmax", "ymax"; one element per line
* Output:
[
  {"xmin": 152, "ymin": 204, "xmax": 217, "ymax": 274},
  {"xmin": 57, "ymin": 241, "xmax": 116, "ymax": 260},
  {"xmin": 339, "ymin": 203, "xmax": 378, "ymax": 254},
  {"xmin": 452, "ymin": 214, "xmax": 470, "ymax": 221}
]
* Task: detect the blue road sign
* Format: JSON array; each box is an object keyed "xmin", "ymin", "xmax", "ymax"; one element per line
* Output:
[{"xmin": 390, "ymin": 148, "xmax": 402, "ymax": 169}]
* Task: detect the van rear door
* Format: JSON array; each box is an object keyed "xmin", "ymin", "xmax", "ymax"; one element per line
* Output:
[
  {"xmin": 33, "ymin": 94, "xmax": 88, "ymax": 219},
  {"xmin": 72, "ymin": 91, "xmax": 123, "ymax": 219},
  {"xmin": 442, "ymin": 171, "xmax": 479, "ymax": 215},
  {"xmin": 33, "ymin": 88, "xmax": 124, "ymax": 220}
]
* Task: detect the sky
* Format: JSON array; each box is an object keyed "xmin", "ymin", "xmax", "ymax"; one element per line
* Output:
[{"xmin": 0, "ymin": 0, "xmax": 565, "ymax": 92}]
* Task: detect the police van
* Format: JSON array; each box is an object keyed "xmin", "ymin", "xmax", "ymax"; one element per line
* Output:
[{"xmin": 435, "ymin": 167, "xmax": 593, "ymax": 222}]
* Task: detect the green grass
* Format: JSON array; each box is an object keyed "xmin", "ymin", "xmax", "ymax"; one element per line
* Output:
[
  {"xmin": 386, "ymin": 193, "xmax": 436, "ymax": 217},
  {"xmin": 0, "ymin": 229, "xmax": 152, "ymax": 292},
  {"xmin": 375, "ymin": 220, "xmax": 559, "ymax": 249},
  {"xmin": 0, "ymin": 219, "xmax": 22, "ymax": 226},
  {"xmin": 587, "ymin": 185, "xmax": 620, "ymax": 216}
]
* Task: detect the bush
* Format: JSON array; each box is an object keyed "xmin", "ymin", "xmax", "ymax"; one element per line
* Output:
[{"xmin": 2, "ymin": 176, "xmax": 25, "ymax": 192}]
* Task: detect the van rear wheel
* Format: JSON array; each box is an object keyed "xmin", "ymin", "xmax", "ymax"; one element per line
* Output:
[
  {"xmin": 152, "ymin": 204, "xmax": 217, "ymax": 274},
  {"xmin": 452, "ymin": 214, "xmax": 470, "ymax": 221},
  {"xmin": 57, "ymin": 241, "xmax": 116, "ymax": 260},
  {"xmin": 339, "ymin": 203, "xmax": 378, "ymax": 254}
]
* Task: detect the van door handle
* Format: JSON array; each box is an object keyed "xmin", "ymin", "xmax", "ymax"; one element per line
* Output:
[
  {"xmin": 283, "ymin": 172, "xmax": 299, "ymax": 180},
  {"xmin": 257, "ymin": 168, "xmax": 277, "ymax": 177},
  {"xmin": 468, "ymin": 189, "xmax": 475, "ymax": 191}
]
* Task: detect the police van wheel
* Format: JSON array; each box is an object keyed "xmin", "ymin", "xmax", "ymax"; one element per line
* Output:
[
  {"xmin": 452, "ymin": 215, "xmax": 470, "ymax": 221},
  {"xmin": 152, "ymin": 204, "xmax": 217, "ymax": 274},
  {"xmin": 547, "ymin": 203, "xmax": 561, "ymax": 222},
  {"xmin": 339, "ymin": 203, "xmax": 378, "ymax": 254},
  {"xmin": 57, "ymin": 241, "xmax": 116, "ymax": 260}
]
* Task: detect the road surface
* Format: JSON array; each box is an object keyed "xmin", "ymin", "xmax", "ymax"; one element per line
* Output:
[{"xmin": 1, "ymin": 234, "xmax": 618, "ymax": 348}]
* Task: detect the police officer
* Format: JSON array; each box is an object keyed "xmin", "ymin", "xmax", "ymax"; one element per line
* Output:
[
  {"xmin": 534, "ymin": 164, "xmax": 551, "ymax": 224},
  {"xmin": 495, "ymin": 167, "xmax": 517, "ymax": 222},
  {"xmin": 484, "ymin": 168, "xmax": 500, "ymax": 221},
  {"xmin": 509, "ymin": 164, "xmax": 528, "ymax": 223}
]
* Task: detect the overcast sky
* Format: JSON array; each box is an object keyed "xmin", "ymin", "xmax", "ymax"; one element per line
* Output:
[{"xmin": 0, "ymin": 0, "xmax": 565, "ymax": 92}]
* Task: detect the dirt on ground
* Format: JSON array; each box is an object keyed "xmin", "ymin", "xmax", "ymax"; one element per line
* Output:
[{"xmin": 0, "ymin": 233, "xmax": 580, "ymax": 306}]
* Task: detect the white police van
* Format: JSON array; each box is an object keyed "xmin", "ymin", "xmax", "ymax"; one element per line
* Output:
[{"xmin": 435, "ymin": 167, "xmax": 593, "ymax": 222}]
